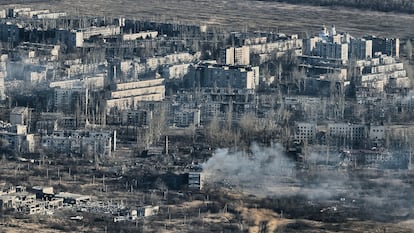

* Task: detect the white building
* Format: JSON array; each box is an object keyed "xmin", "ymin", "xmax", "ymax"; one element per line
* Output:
[
  {"xmin": 50, "ymin": 74, "xmax": 105, "ymax": 90},
  {"xmin": 106, "ymin": 78, "xmax": 165, "ymax": 112},
  {"xmin": 122, "ymin": 31, "xmax": 158, "ymax": 41},
  {"xmin": 358, "ymin": 54, "xmax": 409, "ymax": 92},
  {"xmin": 0, "ymin": 9, "xmax": 6, "ymax": 18},
  {"xmin": 34, "ymin": 12, "xmax": 67, "ymax": 19},
  {"xmin": 248, "ymin": 35, "xmax": 302, "ymax": 54},
  {"xmin": 0, "ymin": 57, "xmax": 6, "ymax": 101},
  {"xmin": 162, "ymin": 63, "xmax": 190, "ymax": 79},
  {"xmin": 144, "ymin": 52, "xmax": 197, "ymax": 71},
  {"xmin": 81, "ymin": 26, "xmax": 121, "ymax": 40},
  {"xmin": 15, "ymin": 9, "xmax": 50, "ymax": 18},
  {"xmin": 304, "ymin": 25, "xmax": 374, "ymax": 63},
  {"xmin": 220, "ymin": 46, "xmax": 250, "ymax": 65},
  {"xmin": 137, "ymin": 205, "xmax": 159, "ymax": 217}
]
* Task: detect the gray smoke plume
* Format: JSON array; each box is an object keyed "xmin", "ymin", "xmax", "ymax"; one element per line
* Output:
[
  {"xmin": 202, "ymin": 143, "xmax": 357, "ymax": 199},
  {"xmin": 203, "ymin": 143, "xmax": 414, "ymax": 223},
  {"xmin": 203, "ymin": 143, "xmax": 414, "ymax": 224},
  {"xmin": 203, "ymin": 143, "xmax": 296, "ymax": 196}
]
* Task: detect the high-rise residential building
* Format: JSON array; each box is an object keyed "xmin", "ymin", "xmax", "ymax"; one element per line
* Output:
[
  {"xmin": 304, "ymin": 25, "xmax": 349, "ymax": 63},
  {"xmin": 315, "ymin": 41, "xmax": 349, "ymax": 62},
  {"xmin": 220, "ymin": 46, "xmax": 250, "ymax": 65},
  {"xmin": 0, "ymin": 54, "xmax": 7, "ymax": 101},
  {"xmin": 105, "ymin": 78, "xmax": 165, "ymax": 112},
  {"xmin": 350, "ymin": 38, "xmax": 373, "ymax": 59},
  {"xmin": 185, "ymin": 62, "xmax": 259, "ymax": 90},
  {"xmin": 367, "ymin": 36, "xmax": 400, "ymax": 58},
  {"xmin": 304, "ymin": 25, "xmax": 382, "ymax": 62}
]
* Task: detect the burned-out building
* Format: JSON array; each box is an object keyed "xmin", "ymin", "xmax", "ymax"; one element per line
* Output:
[
  {"xmin": 40, "ymin": 129, "xmax": 116, "ymax": 156},
  {"xmin": 184, "ymin": 62, "xmax": 260, "ymax": 90}
]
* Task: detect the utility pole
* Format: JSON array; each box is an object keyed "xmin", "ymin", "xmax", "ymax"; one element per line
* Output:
[{"xmin": 409, "ymin": 144, "xmax": 412, "ymax": 170}]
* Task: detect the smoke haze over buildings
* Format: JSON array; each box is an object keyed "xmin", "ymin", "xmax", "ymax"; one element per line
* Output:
[
  {"xmin": 203, "ymin": 143, "xmax": 351, "ymax": 199},
  {"xmin": 203, "ymin": 143, "xmax": 414, "ymax": 213}
]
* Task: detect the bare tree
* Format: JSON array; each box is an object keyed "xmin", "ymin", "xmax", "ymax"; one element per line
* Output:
[{"xmin": 142, "ymin": 106, "xmax": 168, "ymax": 149}]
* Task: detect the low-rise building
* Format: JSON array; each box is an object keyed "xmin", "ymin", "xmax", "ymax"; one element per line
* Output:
[
  {"xmin": 188, "ymin": 172, "xmax": 204, "ymax": 190},
  {"xmin": 0, "ymin": 185, "xmax": 63, "ymax": 215},
  {"xmin": 81, "ymin": 25, "xmax": 121, "ymax": 40},
  {"xmin": 55, "ymin": 192, "xmax": 91, "ymax": 205},
  {"xmin": 369, "ymin": 125, "xmax": 386, "ymax": 145},
  {"xmin": 34, "ymin": 12, "xmax": 67, "ymax": 19},
  {"xmin": 50, "ymin": 74, "xmax": 105, "ymax": 90},
  {"xmin": 122, "ymin": 31, "xmax": 158, "ymax": 41},
  {"xmin": 137, "ymin": 205, "xmax": 159, "ymax": 217},
  {"xmin": 41, "ymin": 129, "xmax": 116, "ymax": 156},
  {"xmin": 248, "ymin": 34, "xmax": 302, "ymax": 54}
]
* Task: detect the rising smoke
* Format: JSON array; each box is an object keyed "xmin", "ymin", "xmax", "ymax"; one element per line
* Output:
[
  {"xmin": 202, "ymin": 143, "xmax": 414, "ymax": 201},
  {"xmin": 202, "ymin": 143, "xmax": 353, "ymax": 199},
  {"xmin": 202, "ymin": 143, "xmax": 296, "ymax": 196}
]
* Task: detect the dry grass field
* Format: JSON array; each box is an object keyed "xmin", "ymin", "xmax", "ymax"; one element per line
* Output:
[{"xmin": 1, "ymin": 0, "xmax": 414, "ymax": 38}]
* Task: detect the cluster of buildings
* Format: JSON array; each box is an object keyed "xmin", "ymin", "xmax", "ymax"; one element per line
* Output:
[
  {"xmin": 354, "ymin": 54, "xmax": 409, "ymax": 98},
  {"xmin": 294, "ymin": 122, "xmax": 381, "ymax": 146},
  {"xmin": 0, "ymin": 183, "xmax": 160, "ymax": 219},
  {"xmin": 0, "ymin": 6, "xmax": 411, "ymax": 168},
  {"xmin": 0, "ymin": 185, "xmax": 74, "ymax": 215},
  {"xmin": 301, "ymin": 26, "xmax": 407, "ymax": 94},
  {"xmin": 0, "ymin": 106, "xmax": 116, "ymax": 157},
  {"xmin": 0, "ymin": 107, "xmax": 35, "ymax": 154}
]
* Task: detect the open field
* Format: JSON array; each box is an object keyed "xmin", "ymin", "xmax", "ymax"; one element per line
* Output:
[
  {"xmin": 1, "ymin": 0, "xmax": 414, "ymax": 38},
  {"xmin": 259, "ymin": 0, "xmax": 414, "ymax": 14}
]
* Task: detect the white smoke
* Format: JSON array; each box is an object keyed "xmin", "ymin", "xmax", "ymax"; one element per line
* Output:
[
  {"xmin": 203, "ymin": 143, "xmax": 414, "ymax": 222},
  {"xmin": 202, "ymin": 143, "xmax": 353, "ymax": 199},
  {"xmin": 203, "ymin": 143, "xmax": 295, "ymax": 194}
]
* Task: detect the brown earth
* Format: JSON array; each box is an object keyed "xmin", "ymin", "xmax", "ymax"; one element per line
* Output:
[{"xmin": 0, "ymin": 0, "xmax": 413, "ymax": 38}]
